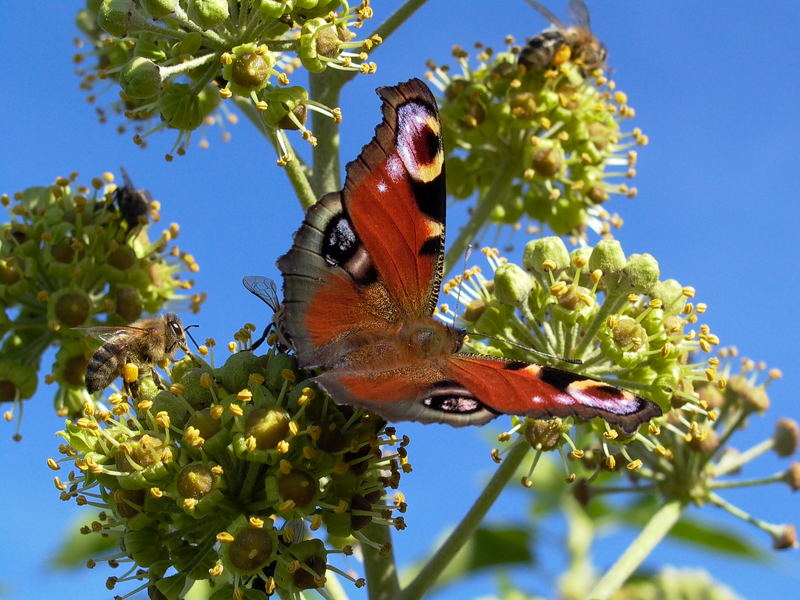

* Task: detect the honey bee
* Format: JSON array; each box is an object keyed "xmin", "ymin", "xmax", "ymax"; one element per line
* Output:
[
  {"xmin": 242, "ymin": 275, "xmax": 287, "ymax": 352},
  {"xmin": 519, "ymin": 0, "xmax": 607, "ymax": 73},
  {"xmin": 82, "ymin": 314, "xmax": 188, "ymax": 394}
]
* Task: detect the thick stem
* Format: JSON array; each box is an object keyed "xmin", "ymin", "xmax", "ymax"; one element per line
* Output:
[
  {"xmin": 309, "ymin": 71, "xmax": 345, "ymax": 197},
  {"xmin": 232, "ymin": 97, "xmax": 317, "ymax": 210},
  {"xmin": 444, "ymin": 163, "xmax": 517, "ymax": 276},
  {"xmin": 362, "ymin": 522, "xmax": 400, "ymax": 600},
  {"xmin": 587, "ymin": 500, "xmax": 684, "ymax": 600},
  {"xmin": 400, "ymin": 441, "xmax": 529, "ymax": 600}
]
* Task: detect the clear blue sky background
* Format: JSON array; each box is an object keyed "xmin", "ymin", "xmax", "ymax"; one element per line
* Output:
[{"xmin": 1, "ymin": 1, "xmax": 799, "ymax": 599}]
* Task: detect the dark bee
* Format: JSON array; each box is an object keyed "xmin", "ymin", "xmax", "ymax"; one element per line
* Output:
[
  {"xmin": 81, "ymin": 314, "xmax": 187, "ymax": 394},
  {"xmin": 519, "ymin": 0, "xmax": 607, "ymax": 74},
  {"xmin": 242, "ymin": 275, "xmax": 288, "ymax": 352},
  {"xmin": 112, "ymin": 167, "xmax": 151, "ymax": 231}
]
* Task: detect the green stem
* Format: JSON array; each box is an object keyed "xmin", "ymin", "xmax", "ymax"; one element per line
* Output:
[
  {"xmin": 363, "ymin": 522, "xmax": 400, "ymax": 600},
  {"xmin": 309, "ymin": 71, "xmax": 345, "ymax": 197},
  {"xmin": 400, "ymin": 441, "xmax": 529, "ymax": 600},
  {"xmin": 587, "ymin": 500, "xmax": 684, "ymax": 600},
  {"xmin": 444, "ymin": 163, "xmax": 517, "ymax": 275},
  {"xmin": 232, "ymin": 97, "xmax": 317, "ymax": 209},
  {"xmin": 710, "ymin": 472, "xmax": 786, "ymax": 490},
  {"xmin": 711, "ymin": 432, "xmax": 772, "ymax": 477}
]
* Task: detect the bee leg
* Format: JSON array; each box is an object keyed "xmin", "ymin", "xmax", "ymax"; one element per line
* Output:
[
  {"xmin": 151, "ymin": 369, "xmax": 165, "ymax": 390},
  {"xmin": 247, "ymin": 324, "xmax": 272, "ymax": 352},
  {"xmin": 124, "ymin": 378, "xmax": 139, "ymax": 401}
]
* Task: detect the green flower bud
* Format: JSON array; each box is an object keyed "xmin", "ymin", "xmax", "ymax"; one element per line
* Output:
[
  {"xmin": 124, "ymin": 527, "xmax": 169, "ymax": 567},
  {"xmin": 651, "ymin": 279, "xmax": 687, "ymax": 315},
  {"xmin": 299, "ymin": 18, "xmax": 341, "ymax": 73},
  {"xmin": 98, "ymin": 0, "xmax": 133, "ymax": 37},
  {"xmin": 107, "ymin": 244, "xmax": 137, "ymax": 270},
  {"xmin": 245, "ymin": 407, "xmax": 290, "ymax": 450},
  {"xmin": 258, "ymin": 0, "xmax": 292, "ymax": 18},
  {"xmin": 223, "ymin": 519, "xmax": 277, "ymax": 575},
  {"xmin": 774, "ymin": 419, "xmax": 799, "ymax": 457},
  {"xmin": 143, "ymin": 0, "xmax": 177, "ymax": 18},
  {"xmin": 622, "ymin": 253, "xmax": 659, "ymax": 294},
  {"xmin": 231, "ymin": 52, "xmax": 273, "ymax": 90},
  {"xmin": 120, "ymin": 57, "xmax": 162, "ymax": 99},
  {"xmin": 0, "ymin": 357, "xmax": 38, "ymax": 401},
  {"xmin": 176, "ymin": 463, "xmax": 216, "ymax": 499},
  {"xmin": 185, "ymin": 407, "xmax": 221, "ymax": 440},
  {"xmin": 114, "ymin": 286, "xmax": 143, "ymax": 321},
  {"xmin": 187, "ymin": 0, "xmax": 229, "ymax": 30},
  {"xmin": 523, "ymin": 236, "xmax": 570, "ymax": 273},
  {"xmin": 263, "ymin": 87, "xmax": 309, "ymax": 130},
  {"xmin": 218, "ymin": 351, "xmax": 262, "ymax": 393},
  {"xmin": 277, "ymin": 469, "xmax": 318, "ymax": 508},
  {"xmin": 179, "ymin": 368, "xmax": 215, "ymax": 406},
  {"xmin": 113, "ymin": 488, "xmax": 146, "ymax": 519},
  {"xmin": 159, "ymin": 83, "xmax": 206, "ymax": 130},
  {"xmin": 493, "ymin": 263, "xmax": 533, "ymax": 304},
  {"xmin": 531, "ymin": 141, "xmax": 564, "ymax": 177},
  {"xmin": 588, "ymin": 239, "xmax": 626, "ymax": 275},
  {"xmin": 150, "ymin": 390, "xmax": 189, "ymax": 425},
  {"xmin": 51, "ymin": 289, "xmax": 91, "ymax": 327},
  {"xmin": 599, "ymin": 315, "xmax": 649, "ymax": 368},
  {"xmin": 153, "ymin": 574, "xmax": 187, "ymax": 600}
]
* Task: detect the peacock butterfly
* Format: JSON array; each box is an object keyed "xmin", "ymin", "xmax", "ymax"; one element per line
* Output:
[{"xmin": 276, "ymin": 78, "xmax": 661, "ymax": 433}]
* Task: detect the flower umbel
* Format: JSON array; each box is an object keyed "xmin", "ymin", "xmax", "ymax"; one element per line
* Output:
[
  {"xmin": 74, "ymin": 0, "xmax": 377, "ymax": 161},
  {"xmin": 0, "ymin": 172, "xmax": 203, "ymax": 426},
  {"xmin": 427, "ymin": 37, "xmax": 645, "ymax": 239},
  {"xmin": 53, "ymin": 339, "xmax": 407, "ymax": 598}
]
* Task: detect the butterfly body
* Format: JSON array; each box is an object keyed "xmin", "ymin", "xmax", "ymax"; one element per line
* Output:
[{"xmin": 278, "ymin": 78, "xmax": 660, "ymax": 432}]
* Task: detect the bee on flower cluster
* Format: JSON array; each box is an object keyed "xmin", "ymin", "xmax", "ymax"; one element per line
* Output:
[
  {"xmin": 82, "ymin": 314, "xmax": 188, "ymax": 395},
  {"xmin": 519, "ymin": 0, "xmax": 607, "ymax": 73}
]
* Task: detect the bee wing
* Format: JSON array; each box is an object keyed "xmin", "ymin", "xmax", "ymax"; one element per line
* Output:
[
  {"xmin": 524, "ymin": 0, "xmax": 566, "ymax": 30},
  {"xmin": 242, "ymin": 275, "xmax": 281, "ymax": 313},
  {"xmin": 75, "ymin": 325, "xmax": 148, "ymax": 343},
  {"xmin": 568, "ymin": 0, "xmax": 592, "ymax": 30}
]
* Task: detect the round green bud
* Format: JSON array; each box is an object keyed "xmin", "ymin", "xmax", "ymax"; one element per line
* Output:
[
  {"xmin": 588, "ymin": 239, "xmax": 626, "ymax": 275},
  {"xmin": 114, "ymin": 286, "xmax": 143, "ymax": 321},
  {"xmin": 278, "ymin": 469, "xmax": 318, "ymax": 508},
  {"xmin": 176, "ymin": 463, "xmax": 215, "ymax": 499},
  {"xmin": 279, "ymin": 539, "xmax": 327, "ymax": 590},
  {"xmin": 178, "ymin": 368, "xmax": 215, "ymax": 407},
  {"xmin": 98, "ymin": 0, "xmax": 133, "ymax": 37},
  {"xmin": 52, "ymin": 290, "xmax": 91, "ymax": 327},
  {"xmin": 651, "ymin": 279, "xmax": 686, "ymax": 315},
  {"xmin": 774, "ymin": 419, "xmax": 799, "ymax": 457},
  {"xmin": 120, "ymin": 57, "xmax": 162, "ymax": 99},
  {"xmin": 185, "ymin": 407, "xmax": 221, "ymax": 440},
  {"xmin": 218, "ymin": 351, "xmax": 262, "ymax": 393},
  {"xmin": 150, "ymin": 390, "xmax": 188, "ymax": 425},
  {"xmin": 231, "ymin": 52, "xmax": 273, "ymax": 89},
  {"xmin": 158, "ymin": 83, "xmax": 206, "ymax": 130},
  {"xmin": 245, "ymin": 407, "xmax": 290, "ymax": 450},
  {"xmin": 143, "ymin": 0, "xmax": 177, "ymax": 18},
  {"xmin": 107, "ymin": 244, "xmax": 137, "ymax": 270},
  {"xmin": 123, "ymin": 527, "xmax": 169, "ymax": 567},
  {"xmin": 0, "ymin": 257, "xmax": 23, "ymax": 285},
  {"xmin": 531, "ymin": 141, "xmax": 564, "ymax": 178},
  {"xmin": 187, "ymin": 0, "xmax": 229, "ymax": 29},
  {"xmin": 523, "ymin": 236, "xmax": 570, "ymax": 273},
  {"xmin": 115, "ymin": 433, "xmax": 168, "ymax": 472},
  {"xmin": 622, "ymin": 253, "xmax": 659, "ymax": 294},
  {"xmin": 0, "ymin": 357, "xmax": 38, "ymax": 401},
  {"xmin": 223, "ymin": 522, "xmax": 276, "ymax": 575},
  {"xmin": 173, "ymin": 32, "xmax": 203, "ymax": 57},
  {"xmin": 493, "ymin": 263, "xmax": 533, "ymax": 304}
]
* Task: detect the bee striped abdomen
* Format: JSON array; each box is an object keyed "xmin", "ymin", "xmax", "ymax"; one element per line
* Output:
[{"xmin": 85, "ymin": 342, "xmax": 124, "ymax": 393}]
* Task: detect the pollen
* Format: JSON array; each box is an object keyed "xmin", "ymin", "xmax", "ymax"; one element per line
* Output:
[{"xmin": 123, "ymin": 363, "xmax": 139, "ymax": 383}]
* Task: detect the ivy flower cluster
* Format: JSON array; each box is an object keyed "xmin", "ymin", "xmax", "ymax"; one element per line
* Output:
[
  {"xmin": 443, "ymin": 238, "xmax": 797, "ymax": 550},
  {"xmin": 0, "ymin": 172, "xmax": 203, "ymax": 424},
  {"xmin": 51, "ymin": 340, "xmax": 409, "ymax": 599},
  {"xmin": 74, "ymin": 0, "xmax": 380, "ymax": 161},
  {"xmin": 427, "ymin": 38, "xmax": 646, "ymax": 239}
]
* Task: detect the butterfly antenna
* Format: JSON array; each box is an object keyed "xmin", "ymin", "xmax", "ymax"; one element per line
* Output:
[
  {"xmin": 449, "ymin": 244, "xmax": 474, "ymax": 322},
  {"xmin": 183, "ymin": 324, "xmax": 201, "ymax": 352},
  {"xmin": 468, "ymin": 329, "xmax": 582, "ymax": 365}
]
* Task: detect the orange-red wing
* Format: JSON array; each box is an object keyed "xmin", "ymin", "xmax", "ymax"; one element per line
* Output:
[
  {"xmin": 342, "ymin": 79, "xmax": 446, "ymax": 317},
  {"xmin": 446, "ymin": 354, "xmax": 661, "ymax": 433},
  {"xmin": 314, "ymin": 359, "xmax": 502, "ymax": 427}
]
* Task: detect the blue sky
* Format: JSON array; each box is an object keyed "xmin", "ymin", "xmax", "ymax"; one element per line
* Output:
[{"xmin": 1, "ymin": 1, "xmax": 799, "ymax": 599}]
